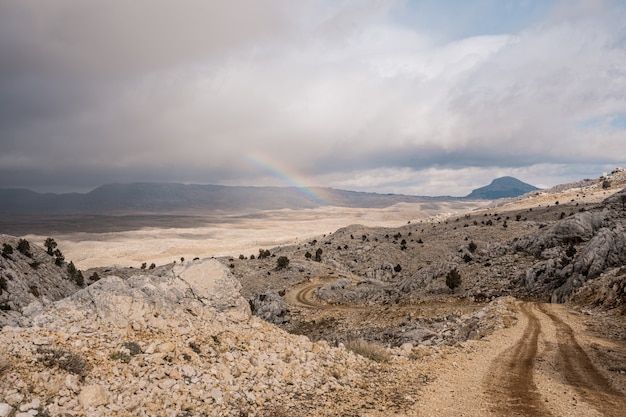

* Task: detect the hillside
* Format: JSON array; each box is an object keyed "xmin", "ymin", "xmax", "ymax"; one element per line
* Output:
[
  {"xmin": 465, "ymin": 176, "xmax": 539, "ymax": 199},
  {"xmin": 1, "ymin": 169, "xmax": 625, "ymax": 416}
]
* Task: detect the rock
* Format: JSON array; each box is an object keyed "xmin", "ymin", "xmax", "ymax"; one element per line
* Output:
[
  {"xmin": 0, "ymin": 404, "xmax": 13, "ymax": 417},
  {"xmin": 4, "ymin": 392, "xmax": 23, "ymax": 406},
  {"xmin": 175, "ymin": 259, "xmax": 250, "ymax": 318},
  {"xmin": 19, "ymin": 398, "xmax": 40, "ymax": 412},
  {"xmin": 78, "ymin": 384, "xmax": 109, "ymax": 408},
  {"xmin": 249, "ymin": 290, "xmax": 290, "ymax": 324}
]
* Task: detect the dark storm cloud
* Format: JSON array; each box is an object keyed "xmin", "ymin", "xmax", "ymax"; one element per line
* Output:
[{"xmin": 0, "ymin": 0, "xmax": 625, "ymax": 195}]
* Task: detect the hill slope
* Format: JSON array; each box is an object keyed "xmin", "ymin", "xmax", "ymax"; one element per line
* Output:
[{"xmin": 466, "ymin": 176, "xmax": 539, "ymax": 199}]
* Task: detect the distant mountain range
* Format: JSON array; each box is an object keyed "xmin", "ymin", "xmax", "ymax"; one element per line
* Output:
[{"xmin": 0, "ymin": 177, "xmax": 539, "ymax": 215}]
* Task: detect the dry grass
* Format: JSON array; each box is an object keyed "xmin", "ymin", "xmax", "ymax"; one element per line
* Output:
[
  {"xmin": 36, "ymin": 347, "xmax": 89, "ymax": 376},
  {"xmin": 345, "ymin": 339, "xmax": 390, "ymax": 363}
]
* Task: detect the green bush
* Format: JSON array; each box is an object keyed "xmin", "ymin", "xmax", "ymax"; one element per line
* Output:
[
  {"xmin": 446, "ymin": 268, "xmax": 462, "ymax": 291},
  {"xmin": 17, "ymin": 239, "xmax": 32, "ymax": 257},
  {"xmin": 276, "ymin": 256, "xmax": 289, "ymax": 270}
]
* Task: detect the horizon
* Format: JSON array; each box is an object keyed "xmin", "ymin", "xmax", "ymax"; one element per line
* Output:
[
  {"xmin": 0, "ymin": 174, "xmax": 543, "ymax": 199},
  {"xmin": 1, "ymin": 1, "xmax": 625, "ymax": 196}
]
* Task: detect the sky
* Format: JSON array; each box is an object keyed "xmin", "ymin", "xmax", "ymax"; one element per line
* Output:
[{"xmin": 1, "ymin": 0, "xmax": 625, "ymax": 197}]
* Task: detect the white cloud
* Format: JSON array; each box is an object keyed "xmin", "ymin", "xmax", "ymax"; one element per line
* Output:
[{"xmin": 1, "ymin": 0, "xmax": 625, "ymax": 194}]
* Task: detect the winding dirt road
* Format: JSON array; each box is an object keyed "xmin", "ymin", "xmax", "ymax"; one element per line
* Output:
[
  {"xmin": 417, "ymin": 300, "xmax": 626, "ymax": 416},
  {"xmin": 287, "ymin": 283, "xmax": 626, "ymax": 416}
]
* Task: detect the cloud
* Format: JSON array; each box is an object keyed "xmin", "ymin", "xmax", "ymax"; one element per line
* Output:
[{"xmin": 0, "ymin": 0, "xmax": 625, "ymax": 195}]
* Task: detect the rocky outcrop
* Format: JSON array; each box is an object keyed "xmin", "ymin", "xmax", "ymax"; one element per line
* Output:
[
  {"xmin": 249, "ymin": 289, "xmax": 290, "ymax": 324},
  {"xmin": 513, "ymin": 187, "xmax": 626, "ymax": 302},
  {"xmin": 0, "ymin": 259, "xmax": 371, "ymax": 416},
  {"xmin": 0, "ymin": 235, "xmax": 79, "ymax": 327}
]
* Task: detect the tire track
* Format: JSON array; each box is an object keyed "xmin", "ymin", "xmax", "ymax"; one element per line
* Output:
[
  {"xmin": 537, "ymin": 304, "xmax": 626, "ymax": 416},
  {"xmin": 485, "ymin": 302, "xmax": 551, "ymax": 416}
]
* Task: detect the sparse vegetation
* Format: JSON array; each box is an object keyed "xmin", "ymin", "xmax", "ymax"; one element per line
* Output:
[
  {"xmin": 1, "ymin": 243, "xmax": 13, "ymax": 259},
  {"xmin": 17, "ymin": 239, "xmax": 32, "ymax": 257},
  {"xmin": 446, "ymin": 268, "xmax": 462, "ymax": 291},
  {"xmin": 109, "ymin": 351, "xmax": 131, "ymax": 363},
  {"xmin": 0, "ymin": 276, "xmax": 7, "ymax": 295},
  {"xmin": 345, "ymin": 339, "xmax": 390, "ymax": 363},
  {"xmin": 37, "ymin": 347, "xmax": 89, "ymax": 376},
  {"xmin": 53, "ymin": 249, "xmax": 64, "ymax": 266},
  {"xmin": 189, "ymin": 341, "xmax": 202, "ymax": 354},
  {"xmin": 44, "ymin": 237, "xmax": 57, "ymax": 256},
  {"xmin": 276, "ymin": 256, "xmax": 290, "ymax": 270},
  {"xmin": 122, "ymin": 341, "xmax": 143, "ymax": 356}
]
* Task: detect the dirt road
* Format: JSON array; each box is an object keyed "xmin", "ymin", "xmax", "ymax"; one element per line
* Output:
[{"xmin": 417, "ymin": 301, "xmax": 626, "ymax": 416}]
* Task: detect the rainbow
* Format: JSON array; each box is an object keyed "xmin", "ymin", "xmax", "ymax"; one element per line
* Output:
[{"xmin": 243, "ymin": 153, "xmax": 327, "ymax": 205}]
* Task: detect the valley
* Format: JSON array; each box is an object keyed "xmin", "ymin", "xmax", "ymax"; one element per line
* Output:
[{"xmin": 1, "ymin": 171, "xmax": 626, "ymax": 416}]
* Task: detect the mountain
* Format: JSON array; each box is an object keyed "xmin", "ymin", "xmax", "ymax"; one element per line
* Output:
[
  {"xmin": 0, "ymin": 183, "xmax": 453, "ymax": 215},
  {"xmin": 465, "ymin": 176, "xmax": 540, "ymax": 200}
]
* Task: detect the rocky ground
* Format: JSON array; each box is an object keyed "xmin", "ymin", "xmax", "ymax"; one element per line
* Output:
[{"xmin": 1, "ymin": 168, "xmax": 626, "ymax": 416}]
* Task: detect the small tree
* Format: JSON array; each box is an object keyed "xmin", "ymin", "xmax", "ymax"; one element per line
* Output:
[
  {"xmin": 17, "ymin": 239, "xmax": 32, "ymax": 257},
  {"xmin": 276, "ymin": 256, "xmax": 289, "ymax": 270},
  {"xmin": 1, "ymin": 244, "xmax": 13, "ymax": 259},
  {"xmin": 75, "ymin": 270, "xmax": 84, "ymax": 287},
  {"xmin": 44, "ymin": 238, "xmax": 57, "ymax": 256},
  {"xmin": 53, "ymin": 249, "xmax": 64, "ymax": 266},
  {"xmin": 446, "ymin": 268, "xmax": 461, "ymax": 292}
]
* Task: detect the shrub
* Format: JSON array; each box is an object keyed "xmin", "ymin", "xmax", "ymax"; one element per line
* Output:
[
  {"xmin": 75, "ymin": 270, "xmax": 84, "ymax": 287},
  {"xmin": 468, "ymin": 241, "xmax": 477, "ymax": 253},
  {"xmin": 394, "ymin": 264, "xmax": 402, "ymax": 273},
  {"xmin": 239, "ymin": 254, "xmax": 245, "ymax": 260},
  {"xmin": 29, "ymin": 261, "xmax": 41, "ymax": 269},
  {"xmin": 314, "ymin": 248, "xmax": 323, "ymax": 262},
  {"xmin": 345, "ymin": 339, "xmax": 390, "ymax": 363},
  {"xmin": 446, "ymin": 268, "xmax": 462, "ymax": 291},
  {"xmin": 17, "ymin": 239, "xmax": 32, "ymax": 257},
  {"xmin": 2, "ymin": 243, "xmax": 14, "ymax": 258},
  {"xmin": 89, "ymin": 272, "xmax": 100, "ymax": 282},
  {"xmin": 149, "ymin": 263, "xmax": 156, "ymax": 270},
  {"xmin": 53, "ymin": 249, "xmax": 64, "ymax": 266},
  {"xmin": 37, "ymin": 347, "xmax": 89, "ymax": 376},
  {"xmin": 463, "ymin": 253, "xmax": 473, "ymax": 263},
  {"xmin": 0, "ymin": 277, "xmax": 7, "ymax": 294},
  {"xmin": 141, "ymin": 262, "xmax": 147, "ymax": 270},
  {"xmin": 109, "ymin": 351, "xmax": 131, "ymax": 363},
  {"xmin": 189, "ymin": 341, "xmax": 201, "ymax": 354},
  {"xmin": 258, "ymin": 249, "xmax": 271, "ymax": 259},
  {"xmin": 44, "ymin": 238, "xmax": 57, "ymax": 256},
  {"xmin": 30, "ymin": 285, "xmax": 40, "ymax": 297},
  {"xmin": 304, "ymin": 251, "xmax": 312, "ymax": 259},
  {"xmin": 122, "ymin": 341, "xmax": 142, "ymax": 356},
  {"xmin": 276, "ymin": 256, "xmax": 289, "ymax": 270}
]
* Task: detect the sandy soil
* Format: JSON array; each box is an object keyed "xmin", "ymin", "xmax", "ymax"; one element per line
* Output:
[
  {"xmin": 24, "ymin": 201, "xmax": 487, "ymax": 269},
  {"xmin": 413, "ymin": 301, "xmax": 626, "ymax": 417}
]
